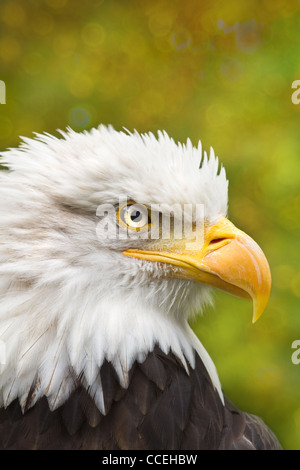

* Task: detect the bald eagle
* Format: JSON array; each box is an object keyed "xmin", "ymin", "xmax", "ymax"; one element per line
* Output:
[{"xmin": 0, "ymin": 126, "xmax": 281, "ymax": 450}]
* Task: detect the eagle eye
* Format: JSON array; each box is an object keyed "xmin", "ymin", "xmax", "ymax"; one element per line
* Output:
[{"xmin": 117, "ymin": 202, "xmax": 151, "ymax": 231}]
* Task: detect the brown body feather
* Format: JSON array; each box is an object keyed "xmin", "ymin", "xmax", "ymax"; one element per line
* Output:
[{"xmin": 0, "ymin": 346, "xmax": 281, "ymax": 450}]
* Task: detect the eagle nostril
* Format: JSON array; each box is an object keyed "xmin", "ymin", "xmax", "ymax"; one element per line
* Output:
[{"xmin": 210, "ymin": 238, "xmax": 227, "ymax": 244}]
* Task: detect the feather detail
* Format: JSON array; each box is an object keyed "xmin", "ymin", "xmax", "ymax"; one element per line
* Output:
[{"xmin": 0, "ymin": 347, "xmax": 282, "ymax": 450}]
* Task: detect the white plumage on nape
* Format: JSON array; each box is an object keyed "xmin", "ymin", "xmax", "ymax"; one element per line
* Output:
[{"xmin": 0, "ymin": 126, "xmax": 280, "ymax": 450}]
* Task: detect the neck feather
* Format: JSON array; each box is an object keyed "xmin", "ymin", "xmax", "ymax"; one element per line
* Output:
[{"xmin": 0, "ymin": 285, "xmax": 223, "ymax": 412}]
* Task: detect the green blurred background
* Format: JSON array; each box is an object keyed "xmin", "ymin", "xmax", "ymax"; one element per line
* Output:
[{"xmin": 0, "ymin": 0, "xmax": 300, "ymax": 450}]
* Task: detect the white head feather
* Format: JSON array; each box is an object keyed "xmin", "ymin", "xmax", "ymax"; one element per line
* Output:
[{"xmin": 0, "ymin": 125, "xmax": 228, "ymax": 412}]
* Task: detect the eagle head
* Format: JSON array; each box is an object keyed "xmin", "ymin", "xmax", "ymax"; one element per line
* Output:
[{"xmin": 0, "ymin": 125, "xmax": 271, "ymax": 414}]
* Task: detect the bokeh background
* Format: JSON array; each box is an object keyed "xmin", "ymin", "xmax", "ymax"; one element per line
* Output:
[{"xmin": 0, "ymin": 0, "xmax": 300, "ymax": 450}]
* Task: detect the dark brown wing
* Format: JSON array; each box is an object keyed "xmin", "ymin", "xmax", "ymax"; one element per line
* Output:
[
  {"xmin": 219, "ymin": 396, "xmax": 282, "ymax": 450},
  {"xmin": 0, "ymin": 345, "xmax": 281, "ymax": 450}
]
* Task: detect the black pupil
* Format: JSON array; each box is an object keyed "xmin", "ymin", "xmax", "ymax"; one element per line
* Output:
[{"xmin": 131, "ymin": 210, "xmax": 141, "ymax": 222}]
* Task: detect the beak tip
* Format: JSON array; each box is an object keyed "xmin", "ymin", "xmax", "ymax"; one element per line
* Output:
[
  {"xmin": 251, "ymin": 291, "xmax": 271, "ymax": 324},
  {"xmin": 252, "ymin": 307, "xmax": 262, "ymax": 324}
]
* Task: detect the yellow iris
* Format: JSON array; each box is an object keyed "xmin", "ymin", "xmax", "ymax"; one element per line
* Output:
[{"xmin": 117, "ymin": 202, "xmax": 151, "ymax": 231}]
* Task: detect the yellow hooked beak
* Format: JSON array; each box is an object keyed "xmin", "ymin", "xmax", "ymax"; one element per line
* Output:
[{"xmin": 123, "ymin": 217, "xmax": 271, "ymax": 323}]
